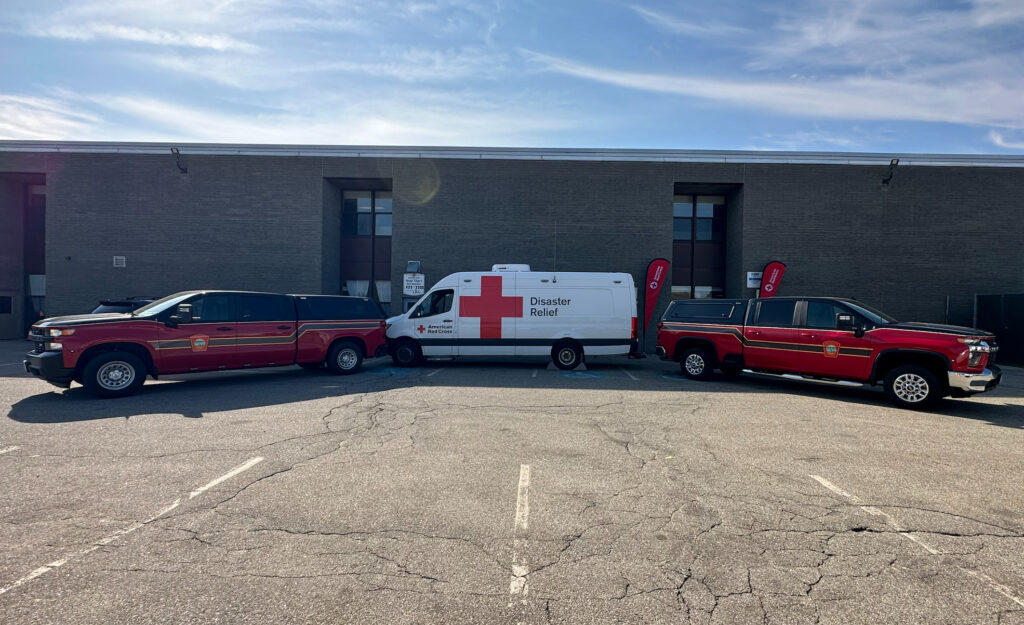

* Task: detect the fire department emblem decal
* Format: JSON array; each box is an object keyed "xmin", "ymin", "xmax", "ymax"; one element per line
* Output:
[
  {"xmin": 823, "ymin": 341, "xmax": 840, "ymax": 358},
  {"xmin": 190, "ymin": 335, "xmax": 210, "ymax": 352}
]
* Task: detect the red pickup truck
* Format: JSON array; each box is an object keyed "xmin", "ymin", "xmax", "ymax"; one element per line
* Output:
[
  {"xmin": 656, "ymin": 297, "xmax": 1001, "ymax": 409},
  {"xmin": 24, "ymin": 291, "xmax": 388, "ymax": 397}
]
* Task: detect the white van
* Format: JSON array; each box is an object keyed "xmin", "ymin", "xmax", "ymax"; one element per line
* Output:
[{"xmin": 386, "ymin": 267, "xmax": 637, "ymax": 369}]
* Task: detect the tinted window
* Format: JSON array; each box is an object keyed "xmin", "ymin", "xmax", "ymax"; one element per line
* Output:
[
  {"xmin": 296, "ymin": 296, "xmax": 384, "ymax": 320},
  {"xmin": 92, "ymin": 304, "xmax": 133, "ymax": 314},
  {"xmin": 188, "ymin": 294, "xmax": 233, "ymax": 323},
  {"xmin": 806, "ymin": 301, "xmax": 843, "ymax": 329},
  {"xmin": 755, "ymin": 300, "xmax": 796, "ymax": 327},
  {"xmin": 239, "ymin": 294, "xmax": 293, "ymax": 322},
  {"xmin": 410, "ymin": 290, "xmax": 453, "ymax": 318},
  {"xmin": 666, "ymin": 302, "xmax": 735, "ymax": 321}
]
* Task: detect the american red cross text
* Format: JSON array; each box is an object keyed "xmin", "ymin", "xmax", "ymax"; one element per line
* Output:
[{"xmin": 458, "ymin": 276, "xmax": 523, "ymax": 339}]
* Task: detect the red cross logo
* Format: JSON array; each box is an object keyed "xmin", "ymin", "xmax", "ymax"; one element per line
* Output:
[
  {"xmin": 417, "ymin": 325, "xmax": 426, "ymax": 333},
  {"xmin": 459, "ymin": 275, "xmax": 523, "ymax": 339}
]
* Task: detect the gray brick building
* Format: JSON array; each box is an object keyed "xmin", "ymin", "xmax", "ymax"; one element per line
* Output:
[{"xmin": 1, "ymin": 141, "xmax": 1022, "ymax": 351}]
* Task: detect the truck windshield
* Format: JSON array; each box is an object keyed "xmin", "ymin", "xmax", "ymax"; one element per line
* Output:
[
  {"xmin": 132, "ymin": 292, "xmax": 197, "ymax": 317},
  {"xmin": 844, "ymin": 301, "xmax": 898, "ymax": 325}
]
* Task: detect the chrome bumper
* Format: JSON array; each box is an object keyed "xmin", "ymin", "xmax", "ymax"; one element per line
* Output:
[{"xmin": 947, "ymin": 366, "xmax": 1001, "ymax": 394}]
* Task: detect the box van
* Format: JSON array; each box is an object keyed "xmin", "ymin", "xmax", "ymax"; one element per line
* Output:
[{"xmin": 386, "ymin": 267, "xmax": 637, "ymax": 369}]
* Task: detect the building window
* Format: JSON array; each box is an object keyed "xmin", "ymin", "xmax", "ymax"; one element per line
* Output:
[
  {"xmin": 672, "ymin": 194, "xmax": 727, "ymax": 299},
  {"xmin": 375, "ymin": 192, "xmax": 392, "ymax": 236}
]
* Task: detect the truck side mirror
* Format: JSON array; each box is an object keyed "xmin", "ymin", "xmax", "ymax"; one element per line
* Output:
[
  {"xmin": 169, "ymin": 303, "xmax": 193, "ymax": 326},
  {"xmin": 836, "ymin": 314, "xmax": 855, "ymax": 331}
]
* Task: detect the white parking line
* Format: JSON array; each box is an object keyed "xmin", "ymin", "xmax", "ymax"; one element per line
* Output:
[
  {"xmin": 0, "ymin": 446, "xmax": 20, "ymax": 456},
  {"xmin": 0, "ymin": 458, "xmax": 266, "ymax": 597},
  {"xmin": 810, "ymin": 475, "xmax": 1024, "ymax": 608},
  {"xmin": 426, "ymin": 369, "xmax": 442, "ymax": 377},
  {"xmin": 509, "ymin": 464, "xmax": 531, "ymax": 607},
  {"xmin": 620, "ymin": 367, "xmax": 638, "ymax": 381},
  {"xmin": 532, "ymin": 369, "xmax": 538, "ymax": 378},
  {"xmin": 0, "ymin": 362, "xmax": 24, "ymax": 367},
  {"xmin": 189, "ymin": 457, "xmax": 264, "ymax": 499}
]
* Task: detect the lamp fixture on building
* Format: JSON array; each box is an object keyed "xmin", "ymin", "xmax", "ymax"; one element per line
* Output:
[
  {"xmin": 170, "ymin": 147, "xmax": 188, "ymax": 174},
  {"xmin": 882, "ymin": 158, "xmax": 899, "ymax": 184}
]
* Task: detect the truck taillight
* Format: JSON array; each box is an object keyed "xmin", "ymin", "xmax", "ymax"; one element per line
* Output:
[{"xmin": 631, "ymin": 317, "xmax": 637, "ymax": 339}]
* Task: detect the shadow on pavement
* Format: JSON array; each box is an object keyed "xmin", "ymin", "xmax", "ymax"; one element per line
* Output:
[{"xmin": 6, "ymin": 356, "xmax": 1023, "ymax": 429}]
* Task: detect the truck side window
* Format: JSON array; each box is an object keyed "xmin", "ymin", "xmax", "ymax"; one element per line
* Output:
[
  {"xmin": 755, "ymin": 300, "xmax": 796, "ymax": 327},
  {"xmin": 188, "ymin": 294, "xmax": 232, "ymax": 323},
  {"xmin": 410, "ymin": 290, "xmax": 453, "ymax": 318},
  {"xmin": 240, "ymin": 294, "xmax": 292, "ymax": 322},
  {"xmin": 806, "ymin": 301, "xmax": 842, "ymax": 329}
]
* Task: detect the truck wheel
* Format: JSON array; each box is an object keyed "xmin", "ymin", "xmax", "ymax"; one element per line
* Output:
[
  {"xmin": 327, "ymin": 342, "xmax": 363, "ymax": 375},
  {"xmin": 884, "ymin": 365, "xmax": 941, "ymax": 409},
  {"xmin": 391, "ymin": 338, "xmax": 423, "ymax": 367},
  {"xmin": 680, "ymin": 347, "xmax": 714, "ymax": 381},
  {"xmin": 81, "ymin": 352, "xmax": 146, "ymax": 398},
  {"xmin": 552, "ymin": 341, "xmax": 584, "ymax": 370}
]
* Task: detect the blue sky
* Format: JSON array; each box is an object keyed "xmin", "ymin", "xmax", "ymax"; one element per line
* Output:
[{"xmin": 1, "ymin": 0, "xmax": 1022, "ymax": 153}]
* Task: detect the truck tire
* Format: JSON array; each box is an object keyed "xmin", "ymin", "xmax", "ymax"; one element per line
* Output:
[
  {"xmin": 884, "ymin": 365, "xmax": 941, "ymax": 409},
  {"xmin": 391, "ymin": 338, "xmax": 423, "ymax": 367},
  {"xmin": 552, "ymin": 341, "xmax": 584, "ymax": 370},
  {"xmin": 81, "ymin": 352, "xmax": 146, "ymax": 398},
  {"xmin": 327, "ymin": 341, "xmax": 363, "ymax": 375},
  {"xmin": 680, "ymin": 347, "xmax": 714, "ymax": 381}
]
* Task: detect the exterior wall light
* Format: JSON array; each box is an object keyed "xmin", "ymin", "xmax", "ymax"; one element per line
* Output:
[
  {"xmin": 882, "ymin": 158, "xmax": 899, "ymax": 184},
  {"xmin": 170, "ymin": 147, "xmax": 188, "ymax": 174}
]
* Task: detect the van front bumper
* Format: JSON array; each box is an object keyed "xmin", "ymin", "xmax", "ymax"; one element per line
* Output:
[
  {"xmin": 24, "ymin": 351, "xmax": 75, "ymax": 388},
  {"xmin": 948, "ymin": 366, "xmax": 1001, "ymax": 396}
]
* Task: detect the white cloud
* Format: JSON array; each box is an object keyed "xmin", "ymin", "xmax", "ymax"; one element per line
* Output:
[
  {"xmin": 989, "ymin": 131, "xmax": 1024, "ymax": 150},
  {"xmin": 33, "ymin": 22, "xmax": 259, "ymax": 52},
  {"xmin": 521, "ymin": 50, "xmax": 1024, "ymax": 130},
  {"xmin": 0, "ymin": 95, "xmax": 100, "ymax": 140},
  {"xmin": 630, "ymin": 5, "xmax": 749, "ymax": 38}
]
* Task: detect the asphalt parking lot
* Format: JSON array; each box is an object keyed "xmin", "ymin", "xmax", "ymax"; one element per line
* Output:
[{"xmin": 1, "ymin": 339, "xmax": 1023, "ymax": 625}]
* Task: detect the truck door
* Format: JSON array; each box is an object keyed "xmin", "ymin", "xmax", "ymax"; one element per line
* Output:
[
  {"xmin": 156, "ymin": 293, "xmax": 237, "ymax": 374},
  {"xmin": 408, "ymin": 289, "xmax": 456, "ymax": 356},
  {"xmin": 236, "ymin": 293, "xmax": 296, "ymax": 368},
  {"xmin": 741, "ymin": 299, "xmax": 805, "ymax": 373},
  {"xmin": 798, "ymin": 300, "xmax": 875, "ymax": 380}
]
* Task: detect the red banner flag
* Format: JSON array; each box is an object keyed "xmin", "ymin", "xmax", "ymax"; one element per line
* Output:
[
  {"xmin": 759, "ymin": 261, "xmax": 787, "ymax": 298},
  {"xmin": 643, "ymin": 258, "xmax": 670, "ymax": 329}
]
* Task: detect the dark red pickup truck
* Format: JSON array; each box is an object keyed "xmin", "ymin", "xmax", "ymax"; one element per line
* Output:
[
  {"xmin": 24, "ymin": 291, "xmax": 387, "ymax": 397},
  {"xmin": 656, "ymin": 297, "xmax": 1001, "ymax": 409}
]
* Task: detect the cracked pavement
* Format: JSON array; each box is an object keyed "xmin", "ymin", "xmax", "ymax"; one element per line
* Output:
[{"xmin": 1, "ymin": 340, "xmax": 1023, "ymax": 624}]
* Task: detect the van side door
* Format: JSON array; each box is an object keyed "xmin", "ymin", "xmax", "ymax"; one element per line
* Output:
[{"xmin": 408, "ymin": 289, "xmax": 456, "ymax": 356}]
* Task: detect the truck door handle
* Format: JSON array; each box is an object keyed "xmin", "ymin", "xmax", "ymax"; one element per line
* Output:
[
  {"xmin": 277, "ymin": 325, "xmax": 291, "ymax": 330},
  {"xmin": 799, "ymin": 332, "xmax": 817, "ymax": 338},
  {"xmin": 217, "ymin": 327, "xmax": 233, "ymax": 331},
  {"xmin": 443, "ymin": 319, "xmax": 453, "ymax": 322},
  {"xmin": 749, "ymin": 330, "xmax": 761, "ymax": 336}
]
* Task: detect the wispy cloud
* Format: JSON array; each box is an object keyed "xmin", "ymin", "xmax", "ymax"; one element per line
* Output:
[
  {"xmin": 630, "ymin": 5, "xmax": 749, "ymax": 38},
  {"xmin": 522, "ymin": 50, "xmax": 1024, "ymax": 129},
  {"xmin": 32, "ymin": 22, "xmax": 259, "ymax": 52},
  {"xmin": 0, "ymin": 95, "xmax": 100, "ymax": 140},
  {"xmin": 989, "ymin": 131, "xmax": 1024, "ymax": 151}
]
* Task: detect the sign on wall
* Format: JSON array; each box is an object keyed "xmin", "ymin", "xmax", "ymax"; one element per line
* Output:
[
  {"xmin": 403, "ymin": 273, "xmax": 425, "ymax": 296},
  {"xmin": 746, "ymin": 272, "xmax": 762, "ymax": 289}
]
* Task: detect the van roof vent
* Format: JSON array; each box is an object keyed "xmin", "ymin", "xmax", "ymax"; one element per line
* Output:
[{"xmin": 491, "ymin": 264, "xmax": 531, "ymax": 272}]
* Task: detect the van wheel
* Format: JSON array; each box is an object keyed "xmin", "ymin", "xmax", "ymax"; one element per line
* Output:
[
  {"xmin": 884, "ymin": 365, "xmax": 941, "ymax": 409},
  {"xmin": 327, "ymin": 342, "xmax": 363, "ymax": 375},
  {"xmin": 680, "ymin": 347, "xmax": 713, "ymax": 381},
  {"xmin": 392, "ymin": 339, "xmax": 423, "ymax": 367},
  {"xmin": 552, "ymin": 341, "xmax": 584, "ymax": 370},
  {"xmin": 82, "ymin": 352, "xmax": 146, "ymax": 398}
]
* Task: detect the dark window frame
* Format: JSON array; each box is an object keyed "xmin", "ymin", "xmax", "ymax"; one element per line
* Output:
[{"xmin": 752, "ymin": 299, "xmax": 798, "ymax": 327}]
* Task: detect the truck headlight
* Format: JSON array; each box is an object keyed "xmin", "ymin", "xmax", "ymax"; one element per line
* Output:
[
  {"xmin": 959, "ymin": 338, "xmax": 990, "ymax": 368},
  {"xmin": 48, "ymin": 328, "xmax": 75, "ymax": 337}
]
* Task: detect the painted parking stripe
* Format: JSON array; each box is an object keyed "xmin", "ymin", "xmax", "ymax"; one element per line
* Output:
[
  {"xmin": 620, "ymin": 367, "xmax": 638, "ymax": 381},
  {"xmin": 508, "ymin": 464, "xmax": 531, "ymax": 607},
  {"xmin": 0, "ymin": 363, "xmax": 25, "ymax": 367},
  {"xmin": 426, "ymin": 369, "xmax": 442, "ymax": 377},
  {"xmin": 532, "ymin": 369, "xmax": 539, "ymax": 378},
  {"xmin": 810, "ymin": 475, "xmax": 1024, "ymax": 608},
  {"xmin": 0, "ymin": 446, "xmax": 19, "ymax": 456},
  {"xmin": 189, "ymin": 457, "xmax": 264, "ymax": 499},
  {"xmin": 0, "ymin": 457, "xmax": 264, "ymax": 597}
]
